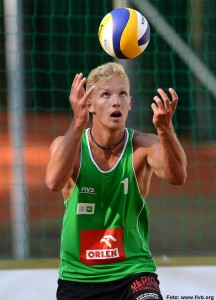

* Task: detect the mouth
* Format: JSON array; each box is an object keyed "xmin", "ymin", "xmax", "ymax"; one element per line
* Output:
[{"xmin": 110, "ymin": 111, "xmax": 122, "ymax": 118}]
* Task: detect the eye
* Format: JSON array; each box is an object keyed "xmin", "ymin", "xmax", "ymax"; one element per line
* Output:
[
  {"xmin": 101, "ymin": 92, "xmax": 109, "ymax": 98},
  {"xmin": 120, "ymin": 91, "xmax": 127, "ymax": 96}
]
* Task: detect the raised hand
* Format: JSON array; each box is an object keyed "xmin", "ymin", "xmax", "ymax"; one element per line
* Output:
[
  {"xmin": 69, "ymin": 73, "xmax": 95, "ymax": 128},
  {"xmin": 151, "ymin": 88, "xmax": 178, "ymax": 131}
]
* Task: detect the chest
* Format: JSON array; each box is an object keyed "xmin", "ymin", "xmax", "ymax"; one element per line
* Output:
[{"xmin": 91, "ymin": 151, "xmax": 121, "ymax": 172}]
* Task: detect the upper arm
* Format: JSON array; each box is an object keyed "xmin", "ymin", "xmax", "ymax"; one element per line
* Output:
[
  {"xmin": 133, "ymin": 131, "xmax": 165, "ymax": 180},
  {"xmin": 46, "ymin": 136, "xmax": 75, "ymax": 195},
  {"xmin": 49, "ymin": 136, "xmax": 64, "ymax": 157}
]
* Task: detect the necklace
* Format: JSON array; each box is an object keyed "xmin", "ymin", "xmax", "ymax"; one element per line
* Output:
[{"xmin": 89, "ymin": 128, "xmax": 126, "ymax": 150}]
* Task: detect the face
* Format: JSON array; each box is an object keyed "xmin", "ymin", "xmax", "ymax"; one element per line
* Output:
[{"xmin": 88, "ymin": 75, "xmax": 132, "ymax": 129}]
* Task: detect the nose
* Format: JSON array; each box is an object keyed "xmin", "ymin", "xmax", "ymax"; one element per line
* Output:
[{"xmin": 112, "ymin": 94, "xmax": 121, "ymax": 106}]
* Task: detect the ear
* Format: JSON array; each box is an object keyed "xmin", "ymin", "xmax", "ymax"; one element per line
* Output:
[
  {"xmin": 87, "ymin": 98, "xmax": 95, "ymax": 113},
  {"xmin": 128, "ymin": 96, "xmax": 132, "ymax": 111}
]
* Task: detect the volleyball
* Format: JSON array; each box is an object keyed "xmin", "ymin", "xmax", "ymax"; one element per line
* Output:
[{"xmin": 98, "ymin": 7, "xmax": 150, "ymax": 59}]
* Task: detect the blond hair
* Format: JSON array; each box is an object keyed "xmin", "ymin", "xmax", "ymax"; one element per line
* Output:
[{"xmin": 86, "ymin": 62, "xmax": 129, "ymax": 91}]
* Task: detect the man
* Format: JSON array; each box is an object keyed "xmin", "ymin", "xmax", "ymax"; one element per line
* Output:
[{"xmin": 46, "ymin": 62, "xmax": 187, "ymax": 300}]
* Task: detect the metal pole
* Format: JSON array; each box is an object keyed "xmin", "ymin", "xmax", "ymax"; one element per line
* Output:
[
  {"xmin": 131, "ymin": 0, "xmax": 216, "ymax": 99},
  {"xmin": 4, "ymin": 0, "xmax": 28, "ymax": 259},
  {"xmin": 113, "ymin": 0, "xmax": 139, "ymax": 129},
  {"xmin": 188, "ymin": 0, "xmax": 212, "ymax": 140}
]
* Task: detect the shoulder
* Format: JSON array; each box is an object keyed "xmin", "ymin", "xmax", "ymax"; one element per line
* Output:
[
  {"xmin": 132, "ymin": 130, "xmax": 160, "ymax": 150},
  {"xmin": 49, "ymin": 136, "xmax": 64, "ymax": 155}
]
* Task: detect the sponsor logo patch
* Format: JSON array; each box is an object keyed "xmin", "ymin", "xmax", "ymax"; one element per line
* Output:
[
  {"xmin": 77, "ymin": 203, "xmax": 95, "ymax": 215},
  {"xmin": 131, "ymin": 276, "xmax": 161, "ymax": 295},
  {"xmin": 79, "ymin": 187, "xmax": 96, "ymax": 195},
  {"xmin": 80, "ymin": 228, "xmax": 126, "ymax": 265}
]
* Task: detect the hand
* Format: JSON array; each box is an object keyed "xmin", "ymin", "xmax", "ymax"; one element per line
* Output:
[
  {"xmin": 69, "ymin": 73, "xmax": 95, "ymax": 127},
  {"xmin": 151, "ymin": 88, "xmax": 178, "ymax": 131}
]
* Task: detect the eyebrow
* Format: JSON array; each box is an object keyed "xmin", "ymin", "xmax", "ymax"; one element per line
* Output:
[{"xmin": 99, "ymin": 86, "xmax": 128, "ymax": 91}]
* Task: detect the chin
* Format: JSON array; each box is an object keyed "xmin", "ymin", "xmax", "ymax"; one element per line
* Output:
[{"xmin": 110, "ymin": 123, "xmax": 125, "ymax": 131}]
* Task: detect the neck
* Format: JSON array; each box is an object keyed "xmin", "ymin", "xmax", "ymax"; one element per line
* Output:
[{"xmin": 89, "ymin": 128, "xmax": 126, "ymax": 151}]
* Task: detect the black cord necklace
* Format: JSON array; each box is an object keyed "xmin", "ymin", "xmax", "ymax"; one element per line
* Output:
[{"xmin": 89, "ymin": 128, "xmax": 126, "ymax": 150}]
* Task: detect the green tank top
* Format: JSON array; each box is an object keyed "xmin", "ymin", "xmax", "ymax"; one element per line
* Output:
[{"xmin": 59, "ymin": 128, "xmax": 156, "ymax": 282}]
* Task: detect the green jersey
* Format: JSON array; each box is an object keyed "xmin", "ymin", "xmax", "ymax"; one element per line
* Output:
[{"xmin": 59, "ymin": 128, "xmax": 156, "ymax": 282}]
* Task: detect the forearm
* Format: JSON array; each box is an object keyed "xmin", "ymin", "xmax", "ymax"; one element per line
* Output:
[
  {"xmin": 46, "ymin": 120, "xmax": 85, "ymax": 191},
  {"xmin": 157, "ymin": 124, "xmax": 187, "ymax": 185}
]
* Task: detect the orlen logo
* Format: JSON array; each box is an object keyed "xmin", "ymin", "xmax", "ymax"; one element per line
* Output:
[
  {"xmin": 80, "ymin": 228, "xmax": 126, "ymax": 266},
  {"xmin": 100, "ymin": 235, "xmax": 116, "ymax": 248}
]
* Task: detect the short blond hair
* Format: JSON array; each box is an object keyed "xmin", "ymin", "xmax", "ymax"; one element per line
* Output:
[{"xmin": 86, "ymin": 62, "xmax": 129, "ymax": 91}]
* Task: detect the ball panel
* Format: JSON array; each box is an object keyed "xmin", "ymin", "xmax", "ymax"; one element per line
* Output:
[
  {"xmin": 138, "ymin": 25, "xmax": 150, "ymax": 46},
  {"xmin": 111, "ymin": 8, "xmax": 130, "ymax": 59},
  {"xmin": 102, "ymin": 21, "xmax": 115, "ymax": 57},
  {"xmin": 98, "ymin": 14, "xmax": 116, "ymax": 57},
  {"xmin": 137, "ymin": 40, "xmax": 150, "ymax": 54},
  {"xmin": 137, "ymin": 12, "xmax": 150, "ymax": 46},
  {"xmin": 120, "ymin": 8, "xmax": 142, "ymax": 59},
  {"xmin": 98, "ymin": 13, "xmax": 112, "ymax": 46}
]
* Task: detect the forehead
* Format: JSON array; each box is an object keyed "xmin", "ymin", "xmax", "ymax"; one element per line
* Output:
[{"xmin": 97, "ymin": 75, "xmax": 130, "ymax": 90}]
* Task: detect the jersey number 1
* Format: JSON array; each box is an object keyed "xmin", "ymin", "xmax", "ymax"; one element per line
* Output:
[{"xmin": 121, "ymin": 178, "xmax": 129, "ymax": 195}]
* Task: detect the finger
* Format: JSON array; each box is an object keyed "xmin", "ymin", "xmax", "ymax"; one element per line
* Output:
[
  {"xmin": 151, "ymin": 103, "xmax": 158, "ymax": 113},
  {"xmin": 71, "ymin": 74, "xmax": 78, "ymax": 87},
  {"xmin": 77, "ymin": 76, "xmax": 86, "ymax": 91},
  {"xmin": 69, "ymin": 74, "xmax": 81, "ymax": 99},
  {"xmin": 70, "ymin": 76, "xmax": 86, "ymax": 101},
  {"xmin": 71, "ymin": 73, "xmax": 84, "ymax": 94},
  {"xmin": 153, "ymin": 95, "xmax": 165, "ymax": 110},
  {"xmin": 157, "ymin": 88, "xmax": 170, "ymax": 111},
  {"xmin": 169, "ymin": 88, "xmax": 178, "ymax": 113},
  {"xmin": 82, "ymin": 86, "xmax": 95, "ymax": 101},
  {"xmin": 169, "ymin": 88, "xmax": 178, "ymax": 103},
  {"xmin": 71, "ymin": 73, "xmax": 82, "ymax": 88}
]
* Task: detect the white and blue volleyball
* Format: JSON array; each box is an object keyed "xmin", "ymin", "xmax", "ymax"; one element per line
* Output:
[{"xmin": 98, "ymin": 7, "xmax": 150, "ymax": 59}]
